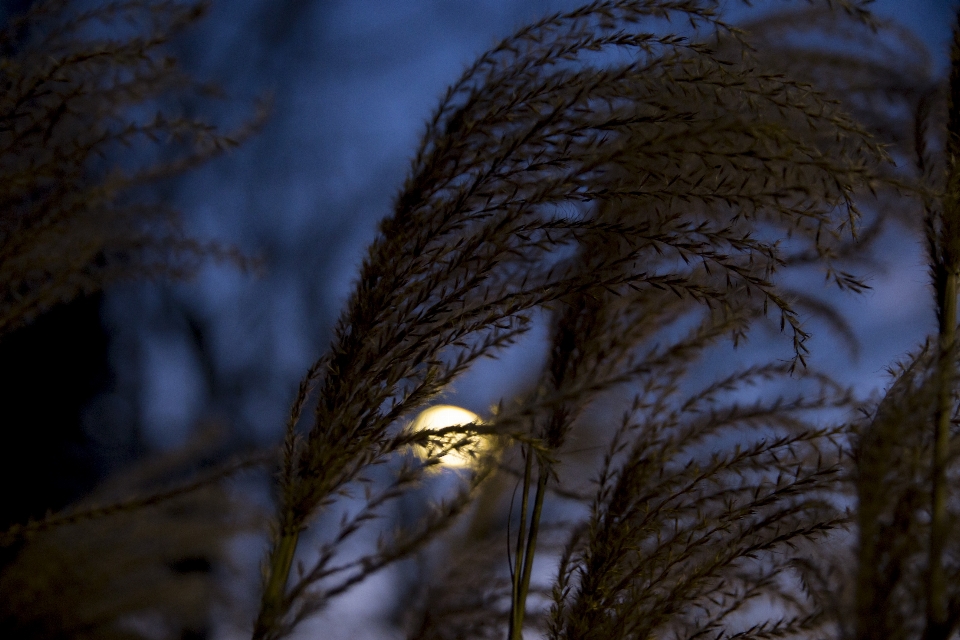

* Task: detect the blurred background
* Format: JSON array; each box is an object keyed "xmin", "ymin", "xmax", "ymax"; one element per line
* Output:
[{"xmin": 0, "ymin": 0, "xmax": 957, "ymax": 638}]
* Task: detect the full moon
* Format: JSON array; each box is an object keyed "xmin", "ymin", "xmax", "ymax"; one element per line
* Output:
[{"xmin": 411, "ymin": 405, "xmax": 484, "ymax": 468}]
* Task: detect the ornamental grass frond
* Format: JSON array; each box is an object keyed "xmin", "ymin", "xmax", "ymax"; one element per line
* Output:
[
  {"xmin": 251, "ymin": 2, "xmax": 896, "ymax": 638},
  {"xmin": 0, "ymin": 0, "xmax": 263, "ymax": 338}
]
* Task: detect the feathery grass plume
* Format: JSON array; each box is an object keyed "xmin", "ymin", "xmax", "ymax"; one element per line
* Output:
[
  {"xmin": 733, "ymin": 3, "xmax": 934, "ymax": 243},
  {"xmin": 0, "ymin": 435, "xmax": 256, "ymax": 640},
  {"xmin": 845, "ymin": 10, "xmax": 960, "ymax": 640},
  {"xmin": 723, "ymin": 6, "xmax": 960, "ymax": 640},
  {"xmin": 852, "ymin": 329, "xmax": 960, "ymax": 640},
  {"xmin": 251, "ymin": 1, "xmax": 894, "ymax": 638},
  {"xmin": 0, "ymin": 1, "xmax": 270, "ymax": 635},
  {"xmin": 0, "ymin": 490, "xmax": 232, "ymax": 639},
  {"xmin": 737, "ymin": 4, "xmax": 932, "ymax": 152},
  {"xmin": 0, "ymin": 446, "xmax": 272, "ymax": 549},
  {"xmin": 544, "ymin": 369, "xmax": 851, "ymax": 640},
  {"xmin": 0, "ymin": 0, "xmax": 263, "ymax": 338},
  {"xmin": 851, "ymin": 345, "xmax": 939, "ymax": 640},
  {"xmin": 405, "ymin": 367, "xmax": 855, "ymax": 640}
]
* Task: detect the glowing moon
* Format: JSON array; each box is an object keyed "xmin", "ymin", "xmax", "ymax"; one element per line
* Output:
[{"xmin": 411, "ymin": 405, "xmax": 485, "ymax": 468}]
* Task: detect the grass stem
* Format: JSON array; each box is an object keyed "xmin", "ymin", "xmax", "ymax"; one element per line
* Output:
[
  {"xmin": 509, "ymin": 448, "xmax": 534, "ymax": 640},
  {"xmin": 254, "ymin": 529, "xmax": 300, "ymax": 640},
  {"xmin": 509, "ymin": 454, "xmax": 549, "ymax": 640}
]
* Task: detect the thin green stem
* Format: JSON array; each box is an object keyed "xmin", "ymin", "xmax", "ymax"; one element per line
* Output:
[
  {"xmin": 509, "ymin": 448, "xmax": 534, "ymax": 640},
  {"xmin": 253, "ymin": 529, "xmax": 300, "ymax": 640},
  {"xmin": 517, "ymin": 464, "xmax": 549, "ymax": 634},
  {"xmin": 508, "ymin": 454, "xmax": 550, "ymax": 640}
]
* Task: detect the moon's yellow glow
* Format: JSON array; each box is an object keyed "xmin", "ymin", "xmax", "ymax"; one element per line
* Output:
[{"xmin": 412, "ymin": 405, "xmax": 485, "ymax": 468}]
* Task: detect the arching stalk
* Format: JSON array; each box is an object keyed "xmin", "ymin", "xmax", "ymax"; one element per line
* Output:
[{"xmin": 926, "ymin": 17, "xmax": 960, "ymax": 640}]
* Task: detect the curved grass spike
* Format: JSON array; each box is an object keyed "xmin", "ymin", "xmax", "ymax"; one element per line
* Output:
[
  {"xmin": 0, "ymin": 0, "xmax": 264, "ymax": 339},
  {"xmin": 252, "ymin": 1, "xmax": 891, "ymax": 638}
]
